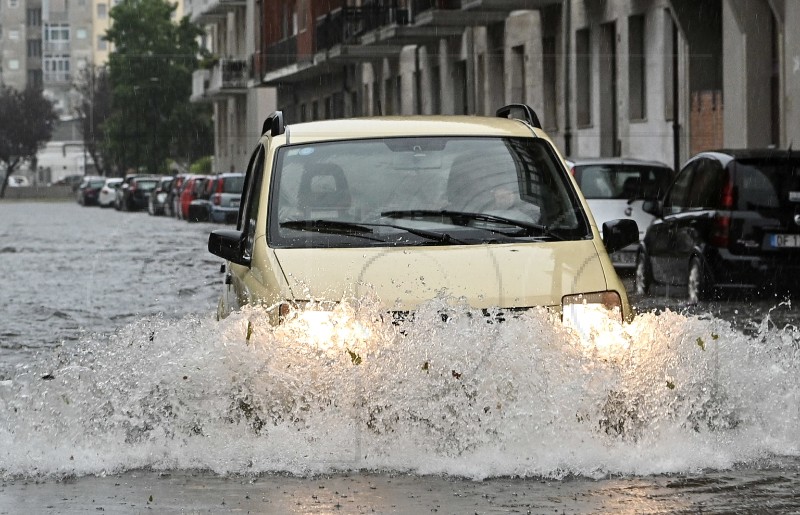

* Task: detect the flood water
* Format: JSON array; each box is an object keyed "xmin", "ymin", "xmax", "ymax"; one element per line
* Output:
[{"xmin": 1, "ymin": 201, "xmax": 799, "ymax": 513}]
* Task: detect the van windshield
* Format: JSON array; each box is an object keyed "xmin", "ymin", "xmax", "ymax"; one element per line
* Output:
[{"xmin": 268, "ymin": 136, "xmax": 590, "ymax": 248}]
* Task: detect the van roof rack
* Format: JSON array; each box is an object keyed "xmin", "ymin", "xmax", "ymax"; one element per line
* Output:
[
  {"xmin": 496, "ymin": 104, "xmax": 542, "ymax": 129},
  {"xmin": 262, "ymin": 111, "xmax": 285, "ymax": 136}
]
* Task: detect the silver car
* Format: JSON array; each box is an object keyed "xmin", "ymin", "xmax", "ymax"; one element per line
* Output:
[{"xmin": 207, "ymin": 172, "xmax": 245, "ymax": 224}]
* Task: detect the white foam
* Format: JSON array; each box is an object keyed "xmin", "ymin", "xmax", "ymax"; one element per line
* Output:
[{"xmin": 2, "ymin": 301, "xmax": 799, "ymax": 480}]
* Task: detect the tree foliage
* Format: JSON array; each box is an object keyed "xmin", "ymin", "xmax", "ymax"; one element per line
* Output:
[
  {"xmin": 0, "ymin": 85, "xmax": 58, "ymax": 198},
  {"xmin": 103, "ymin": 0, "xmax": 212, "ymax": 175},
  {"xmin": 74, "ymin": 65, "xmax": 113, "ymax": 177}
]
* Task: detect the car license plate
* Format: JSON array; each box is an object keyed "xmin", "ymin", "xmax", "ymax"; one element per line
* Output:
[
  {"xmin": 231, "ymin": 200, "xmax": 239, "ymax": 207},
  {"xmin": 768, "ymin": 234, "xmax": 800, "ymax": 248}
]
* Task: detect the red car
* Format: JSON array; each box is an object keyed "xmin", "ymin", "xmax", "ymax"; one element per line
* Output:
[{"xmin": 177, "ymin": 175, "xmax": 207, "ymax": 220}]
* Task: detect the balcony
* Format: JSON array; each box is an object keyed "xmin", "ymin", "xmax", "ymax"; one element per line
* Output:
[
  {"xmin": 44, "ymin": 41, "xmax": 70, "ymax": 54},
  {"xmin": 190, "ymin": 69, "xmax": 211, "ymax": 103},
  {"xmin": 43, "ymin": 71, "xmax": 71, "ymax": 84},
  {"xmin": 207, "ymin": 58, "xmax": 249, "ymax": 96},
  {"xmin": 460, "ymin": 0, "xmax": 561, "ymax": 12},
  {"xmin": 414, "ymin": 0, "xmax": 507, "ymax": 27},
  {"xmin": 357, "ymin": 0, "xmax": 463, "ymax": 47},
  {"xmin": 190, "ymin": 0, "xmax": 246, "ymax": 24}
]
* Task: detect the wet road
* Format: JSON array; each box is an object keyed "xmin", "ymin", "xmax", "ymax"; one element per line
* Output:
[{"xmin": 1, "ymin": 200, "xmax": 799, "ymax": 513}]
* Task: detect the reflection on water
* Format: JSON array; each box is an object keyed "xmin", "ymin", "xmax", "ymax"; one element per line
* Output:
[{"xmin": 1, "ymin": 298, "xmax": 799, "ymax": 480}]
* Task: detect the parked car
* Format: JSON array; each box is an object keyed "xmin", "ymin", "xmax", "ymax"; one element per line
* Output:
[
  {"xmin": 165, "ymin": 173, "xmax": 189, "ymax": 218},
  {"xmin": 52, "ymin": 174, "xmax": 84, "ymax": 191},
  {"xmin": 207, "ymin": 172, "xmax": 245, "ymax": 224},
  {"xmin": 147, "ymin": 176, "xmax": 174, "ymax": 216},
  {"xmin": 176, "ymin": 175, "xmax": 207, "ymax": 220},
  {"xmin": 635, "ymin": 148, "xmax": 800, "ymax": 302},
  {"xmin": 120, "ymin": 176, "xmax": 160, "ymax": 211},
  {"xmin": 98, "ymin": 178, "xmax": 123, "ymax": 208},
  {"xmin": 208, "ymin": 106, "xmax": 639, "ymax": 328},
  {"xmin": 187, "ymin": 176, "xmax": 216, "ymax": 223},
  {"xmin": 568, "ymin": 157, "xmax": 673, "ymax": 269},
  {"xmin": 75, "ymin": 176, "xmax": 107, "ymax": 206},
  {"xmin": 114, "ymin": 173, "xmax": 141, "ymax": 210},
  {"xmin": 7, "ymin": 175, "xmax": 31, "ymax": 187}
]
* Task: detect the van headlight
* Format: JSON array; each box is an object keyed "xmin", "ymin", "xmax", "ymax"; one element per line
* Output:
[
  {"xmin": 276, "ymin": 301, "xmax": 372, "ymax": 350},
  {"xmin": 561, "ymin": 291, "xmax": 630, "ymax": 354}
]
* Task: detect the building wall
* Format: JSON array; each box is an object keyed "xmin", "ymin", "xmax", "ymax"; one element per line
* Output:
[
  {"xmin": 723, "ymin": 0, "xmax": 774, "ymax": 148},
  {"xmin": 784, "ymin": 0, "xmax": 800, "ymax": 145},
  {"xmin": 0, "ymin": 0, "xmax": 27, "ymax": 90}
]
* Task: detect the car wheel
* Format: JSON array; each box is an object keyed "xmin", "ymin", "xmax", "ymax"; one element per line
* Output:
[
  {"xmin": 634, "ymin": 250, "xmax": 652, "ymax": 296},
  {"xmin": 687, "ymin": 256, "xmax": 710, "ymax": 304}
]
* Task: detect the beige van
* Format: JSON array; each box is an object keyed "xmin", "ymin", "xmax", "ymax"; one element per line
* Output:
[{"xmin": 208, "ymin": 105, "xmax": 638, "ymax": 327}]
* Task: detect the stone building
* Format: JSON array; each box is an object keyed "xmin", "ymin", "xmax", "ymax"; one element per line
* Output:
[{"xmin": 220, "ymin": 0, "xmax": 799, "ymax": 172}]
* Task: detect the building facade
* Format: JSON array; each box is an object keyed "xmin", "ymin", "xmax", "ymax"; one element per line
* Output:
[
  {"xmin": 187, "ymin": 0, "xmax": 276, "ymax": 173},
  {"xmin": 244, "ymin": 0, "xmax": 799, "ymax": 170}
]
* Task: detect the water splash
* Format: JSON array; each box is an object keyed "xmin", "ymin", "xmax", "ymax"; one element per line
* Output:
[{"xmin": 1, "ymin": 299, "xmax": 799, "ymax": 480}]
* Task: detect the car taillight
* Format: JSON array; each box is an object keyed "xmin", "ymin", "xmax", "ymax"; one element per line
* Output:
[
  {"xmin": 720, "ymin": 175, "xmax": 735, "ymax": 209},
  {"xmin": 217, "ymin": 180, "xmax": 224, "ymax": 194},
  {"xmin": 711, "ymin": 174, "xmax": 735, "ymax": 248},
  {"xmin": 212, "ymin": 193, "xmax": 221, "ymax": 205}
]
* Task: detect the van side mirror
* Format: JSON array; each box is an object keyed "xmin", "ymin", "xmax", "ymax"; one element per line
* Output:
[
  {"xmin": 602, "ymin": 219, "xmax": 639, "ymax": 254},
  {"xmin": 208, "ymin": 229, "xmax": 250, "ymax": 267}
]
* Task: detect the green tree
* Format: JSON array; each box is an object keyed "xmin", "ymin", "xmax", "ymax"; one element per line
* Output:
[
  {"xmin": 74, "ymin": 65, "xmax": 113, "ymax": 177},
  {"xmin": 103, "ymin": 0, "xmax": 211, "ymax": 175},
  {"xmin": 0, "ymin": 85, "xmax": 58, "ymax": 198}
]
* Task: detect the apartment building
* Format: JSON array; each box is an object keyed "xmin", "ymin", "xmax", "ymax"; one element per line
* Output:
[
  {"xmin": 247, "ymin": 0, "xmax": 799, "ymax": 169},
  {"xmin": 187, "ymin": 0, "xmax": 276, "ymax": 173}
]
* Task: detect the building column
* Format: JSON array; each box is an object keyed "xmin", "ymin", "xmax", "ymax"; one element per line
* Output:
[{"xmin": 723, "ymin": 0, "xmax": 776, "ymax": 148}]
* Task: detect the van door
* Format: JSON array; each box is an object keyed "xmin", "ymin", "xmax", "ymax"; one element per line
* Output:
[{"xmin": 225, "ymin": 145, "xmax": 266, "ymax": 312}]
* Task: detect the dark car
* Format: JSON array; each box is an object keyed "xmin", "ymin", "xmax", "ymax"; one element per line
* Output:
[
  {"xmin": 114, "ymin": 173, "xmax": 141, "ymax": 210},
  {"xmin": 120, "ymin": 176, "xmax": 160, "ymax": 211},
  {"xmin": 147, "ymin": 176, "xmax": 174, "ymax": 216},
  {"xmin": 635, "ymin": 149, "xmax": 800, "ymax": 302},
  {"xmin": 76, "ymin": 176, "xmax": 107, "ymax": 206}
]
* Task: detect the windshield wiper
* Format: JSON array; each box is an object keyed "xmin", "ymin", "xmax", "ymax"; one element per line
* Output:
[
  {"xmin": 280, "ymin": 219, "xmax": 466, "ymax": 245},
  {"xmin": 380, "ymin": 210, "xmax": 566, "ymax": 241},
  {"xmin": 359, "ymin": 222, "xmax": 466, "ymax": 245},
  {"xmin": 280, "ymin": 220, "xmax": 385, "ymax": 241}
]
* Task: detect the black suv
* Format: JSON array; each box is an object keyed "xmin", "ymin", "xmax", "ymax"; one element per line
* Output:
[{"xmin": 635, "ymin": 149, "xmax": 800, "ymax": 302}]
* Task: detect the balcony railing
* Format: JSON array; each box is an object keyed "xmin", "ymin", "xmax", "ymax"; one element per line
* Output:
[
  {"xmin": 44, "ymin": 41, "xmax": 70, "ymax": 54},
  {"xmin": 208, "ymin": 58, "xmax": 248, "ymax": 93},
  {"xmin": 43, "ymin": 71, "xmax": 71, "ymax": 84},
  {"xmin": 263, "ymin": 35, "xmax": 299, "ymax": 74},
  {"xmin": 314, "ymin": 0, "xmax": 460, "ymax": 52},
  {"xmin": 315, "ymin": 3, "xmax": 410, "ymax": 52}
]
